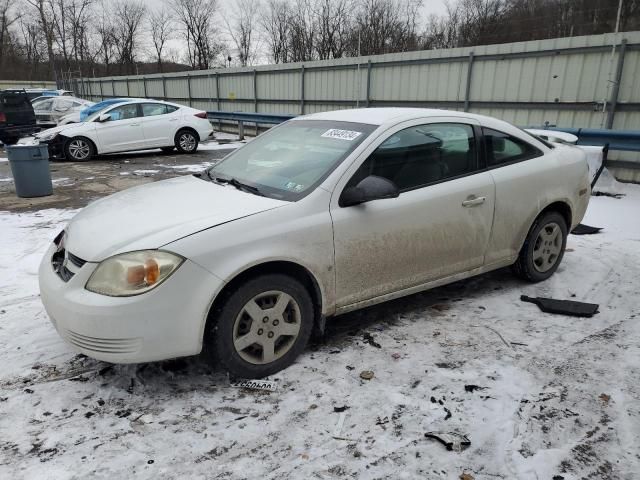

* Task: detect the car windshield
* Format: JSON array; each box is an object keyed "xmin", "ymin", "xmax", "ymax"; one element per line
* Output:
[{"xmin": 205, "ymin": 120, "xmax": 376, "ymax": 201}]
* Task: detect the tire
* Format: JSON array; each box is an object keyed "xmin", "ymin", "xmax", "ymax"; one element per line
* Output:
[
  {"xmin": 161, "ymin": 146, "xmax": 175, "ymax": 153},
  {"xmin": 174, "ymin": 129, "xmax": 199, "ymax": 154},
  {"xmin": 513, "ymin": 211, "xmax": 568, "ymax": 282},
  {"xmin": 206, "ymin": 274, "xmax": 314, "ymax": 379},
  {"xmin": 64, "ymin": 136, "xmax": 95, "ymax": 161}
]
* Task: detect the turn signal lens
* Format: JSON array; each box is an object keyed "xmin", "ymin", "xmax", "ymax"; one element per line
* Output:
[{"xmin": 86, "ymin": 250, "xmax": 184, "ymax": 297}]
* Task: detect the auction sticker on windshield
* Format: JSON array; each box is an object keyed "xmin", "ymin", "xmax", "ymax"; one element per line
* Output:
[{"xmin": 321, "ymin": 129, "xmax": 362, "ymax": 141}]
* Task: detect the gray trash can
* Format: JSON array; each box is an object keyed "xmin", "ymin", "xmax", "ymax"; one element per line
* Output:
[{"xmin": 6, "ymin": 144, "xmax": 53, "ymax": 198}]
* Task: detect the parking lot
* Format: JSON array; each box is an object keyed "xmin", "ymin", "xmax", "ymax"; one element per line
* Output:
[{"xmin": 0, "ymin": 131, "xmax": 638, "ymax": 479}]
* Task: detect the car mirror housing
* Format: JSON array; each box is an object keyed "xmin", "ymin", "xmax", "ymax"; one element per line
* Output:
[
  {"xmin": 340, "ymin": 175, "xmax": 400, "ymax": 207},
  {"xmin": 97, "ymin": 113, "xmax": 111, "ymax": 122}
]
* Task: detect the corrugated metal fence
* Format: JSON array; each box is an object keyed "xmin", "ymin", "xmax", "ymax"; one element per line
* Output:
[
  {"xmin": 0, "ymin": 80, "xmax": 57, "ymax": 90},
  {"xmin": 72, "ymin": 32, "xmax": 640, "ymax": 177}
]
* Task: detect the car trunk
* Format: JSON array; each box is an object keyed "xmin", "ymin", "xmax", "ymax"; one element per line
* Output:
[{"xmin": 0, "ymin": 91, "xmax": 37, "ymax": 126}]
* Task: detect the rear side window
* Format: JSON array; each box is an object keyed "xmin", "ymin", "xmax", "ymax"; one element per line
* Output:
[
  {"xmin": 348, "ymin": 123, "xmax": 478, "ymax": 192},
  {"xmin": 142, "ymin": 103, "xmax": 169, "ymax": 116},
  {"xmin": 483, "ymin": 128, "xmax": 542, "ymax": 167},
  {"xmin": 166, "ymin": 105, "xmax": 179, "ymax": 113}
]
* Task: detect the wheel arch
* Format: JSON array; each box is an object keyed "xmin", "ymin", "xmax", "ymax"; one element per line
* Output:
[
  {"xmin": 516, "ymin": 199, "xmax": 573, "ymax": 256},
  {"xmin": 175, "ymin": 126, "xmax": 200, "ymax": 142},
  {"xmin": 203, "ymin": 260, "xmax": 325, "ymax": 341},
  {"xmin": 64, "ymin": 135, "xmax": 98, "ymax": 158}
]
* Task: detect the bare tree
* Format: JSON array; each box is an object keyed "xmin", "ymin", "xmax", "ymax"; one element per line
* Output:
[
  {"xmin": 288, "ymin": 0, "xmax": 315, "ymax": 61},
  {"xmin": 24, "ymin": 0, "xmax": 58, "ymax": 80},
  {"xmin": 0, "ymin": 0, "xmax": 20, "ymax": 71},
  {"xmin": 112, "ymin": 0, "xmax": 146, "ymax": 74},
  {"xmin": 224, "ymin": 0, "xmax": 259, "ymax": 66},
  {"xmin": 313, "ymin": 0, "xmax": 351, "ymax": 59},
  {"xmin": 94, "ymin": 0, "xmax": 117, "ymax": 74},
  {"xmin": 261, "ymin": 0, "xmax": 292, "ymax": 63},
  {"xmin": 149, "ymin": 6, "xmax": 174, "ymax": 72},
  {"xmin": 170, "ymin": 0, "xmax": 224, "ymax": 69}
]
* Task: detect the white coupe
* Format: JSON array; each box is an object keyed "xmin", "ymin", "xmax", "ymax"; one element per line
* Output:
[
  {"xmin": 34, "ymin": 99, "xmax": 214, "ymax": 161},
  {"xmin": 39, "ymin": 108, "xmax": 590, "ymax": 378}
]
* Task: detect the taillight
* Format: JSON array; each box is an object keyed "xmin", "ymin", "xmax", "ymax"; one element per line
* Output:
[
  {"xmin": 0, "ymin": 112, "xmax": 6, "ymax": 123},
  {"xmin": 194, "ymin": 112, "xmax": 207, "ymax": 119}
]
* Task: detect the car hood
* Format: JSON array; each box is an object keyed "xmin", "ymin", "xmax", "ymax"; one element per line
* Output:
[
  {"xmin": 64, "ymin": 175, "xmax": 288, "ymax": 262},
  {"xmin": 35, "ymin": 124, "xmax": 77, "ymax": 138}
]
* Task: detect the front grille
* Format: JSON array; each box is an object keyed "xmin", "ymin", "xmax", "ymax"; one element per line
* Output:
[{"xmin": 64, "ymin": 329, "xmax": 142, "ymax": 354}]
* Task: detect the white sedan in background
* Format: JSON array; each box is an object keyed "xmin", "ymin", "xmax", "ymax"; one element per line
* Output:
[
  {"xmin": 34, "ymin": 99, "xmax": 213, "ymax": 161},
  {"xmin": 39, "ymin": 108, "xmax": 590, "ymax": 378}
]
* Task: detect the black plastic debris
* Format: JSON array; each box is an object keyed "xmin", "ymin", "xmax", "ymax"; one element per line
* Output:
[
  {"xmin": 521, "ymin": 295, "xmax": 599, "ymax": 317},
  {"xmin": 425, "ymin": 432, "xmax": 471, "ymax": 452},
  {"xmin": 464, "ymin": 385, "xmax": 486, "ymax": 393},
  {"xmin": 363, "ymin": 332, "xmax": 381, "ymax": 348},
  {"xmin": 333, "ymin": 405, "xmax": 350, "ymax": 413},
  {"xmin": 571, "ymin": 224, "xmax": 602, "ymax": 235}
]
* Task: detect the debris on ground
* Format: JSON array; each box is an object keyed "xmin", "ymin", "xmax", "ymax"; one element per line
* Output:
[
  {"xmin": 363, "ymin": 332, "xmax": 381, "ymax": 348},
  {"xmin": 360, "ymin": 370, "xmax": 375, "ymax": 380},
  {"xmin": 333, "ymin": 405, "xmax": 350, "ymax": 413},
  {"xmin": 230, "ymin": 378, "xmax": 278, "ymax": 392},
  {"xmin": 599, "ymin": 393, "xmax": 611, "ymax": 406},
  {"xmin": 391, "ymin": 352, "xmax": 402, "ymax": 360},
  {"xmin": 571, "ymin": 224, "xmax": 603, "ymax": 235},
  {"xmin": 430, "ymin": 303, "xmax": 451, "ymax": 312},
  {"xmin": 521, "ymin": 295, "xmax": 599, "ymax": 317},
  {"xmin": 425, "ymin": 432, "xmax": 471, "ymax": 452},
  {"xmin": 460, "ymin": 473, "xmax": 474, "ymax": 480},
  {"xmin": 464, "ymin": 385, "xmax": 487, "ymax": 393}
]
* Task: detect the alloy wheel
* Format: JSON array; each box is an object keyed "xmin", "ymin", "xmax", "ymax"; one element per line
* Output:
[
  {"xmin": 179, "ymin": 132, "xmax": 197, "ymax": 152},
  {"xmin": 532, "ymin": 221, "xmax": 563, "ymax": 273},
  {"xmin": 232, "ymin": 291, "xmax": 302, "ymax": 365},
  {"xmin": 68, "ymin": 139, "xmax": 91, "ymax": 160}
]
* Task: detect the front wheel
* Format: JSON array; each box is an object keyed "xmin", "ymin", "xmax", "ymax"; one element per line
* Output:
[
  {"xmin": 513, "ymin": 211, "xmax": 568, "ymax": 282},
  {"xmin": 206, "ymin": 274, "xmax": 314, "ymax": 378},
  {"xmin": 64, "ymin": 137, "xmax": 94, "ymax": 161},
  {"xmin": 175, "ymin": 129, "xmax": 198, "ymax": 154}
]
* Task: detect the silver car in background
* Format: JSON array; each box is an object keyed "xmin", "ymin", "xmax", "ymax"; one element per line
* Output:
[{"xmin": 32, "ymin": 97, "xmax": 94, "ymax": 128}]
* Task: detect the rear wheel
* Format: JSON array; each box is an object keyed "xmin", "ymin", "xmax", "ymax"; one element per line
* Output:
[
  {"xmin": 64, "ymin": 137, "xmax": 94, "ymax": 161},
  {"xmin": 174, "ymin": 129, "xmax": 198, "ymax": 154},
  {"xmin": 513, "ymin": 211, "xmax": 567, "ymax": 282},
  {"xmin": 206, "ymin": 274, "xmax": 314, "ymax": 378}
]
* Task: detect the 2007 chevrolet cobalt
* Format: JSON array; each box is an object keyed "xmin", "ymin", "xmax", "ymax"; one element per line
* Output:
[{"xmin": 39, "ymin": 108, "xmax": 590, "ymax": 378}]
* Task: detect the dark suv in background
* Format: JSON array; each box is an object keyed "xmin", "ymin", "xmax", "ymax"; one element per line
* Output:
[{"xmin": 0, "ymin": 90, "xmax": 39, "ymax": 145}]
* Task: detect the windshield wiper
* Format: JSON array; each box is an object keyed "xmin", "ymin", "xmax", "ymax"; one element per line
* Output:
[{"xmin": 212, "ymin": 175, "xmax": 263, "ymax": 196}]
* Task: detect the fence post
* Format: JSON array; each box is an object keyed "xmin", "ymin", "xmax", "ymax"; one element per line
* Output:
[
  {"xmin": 366, "ymin": 60, "xmax": 372, "ymax": 107},
  {"xmin": 605, "ymin": 39, "xmax": 627, "ymax": 130},
  {"xmin": 187, "ymin": 74, "xmax": 192, "ymax": 106},
  {"xmin": 143, "ymin": 76, "xmax": 147, "ymax": 98},
  {"xmin": 162, "ymin": 75, "xmax": 167, "ymax": 100},
  {"xmin": 126, "ymin": 77, "xmax": 130, "ymax": 97},
  {"xmin": 111, "ymin": 79, "xmax": 115, "ymax": 98},
  {"xmin": 99, "ymin": 80, "xmax": 104, "ymax": 100},
  {"xmin": 253, "ymin": 69, "xmax": 258, "ymax": 112},
  {"xmin": 464, "ymin": 51, "xmax": 474, "ymax": 112},
  {"xmin": 215, "ymin": 72, "xmax": 221, "ymax": 131},
  {"xmin": 300, "ymin": 65, "xmax": 305, "ymax": 115}
]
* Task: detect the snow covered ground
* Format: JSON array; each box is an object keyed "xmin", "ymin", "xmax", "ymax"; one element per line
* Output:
[{"xmin": 0, "ymin": 180, "xmax": 639, "ymax": 479}]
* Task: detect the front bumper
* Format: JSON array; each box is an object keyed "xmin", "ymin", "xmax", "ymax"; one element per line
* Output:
[{"xmin": 38, "ymin": 243, "xmax": 225, "ymax": 363}]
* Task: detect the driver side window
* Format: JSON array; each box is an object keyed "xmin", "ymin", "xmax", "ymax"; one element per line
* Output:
[
  {"xmin": 108, "ymin": 104, "xmax": 140, "ymax": 121},
  {"xmin": 346, "ymin": 123, "xmax": 478, "ymax": 192}
]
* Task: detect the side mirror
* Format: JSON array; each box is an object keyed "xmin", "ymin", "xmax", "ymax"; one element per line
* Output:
[
  {"xmin": 97, "ymin": 113, "xmax": 111, "ymax": 122},
  {"xmin": 340, "ymin": 175, "xmax": 399, "ymax": 207}
]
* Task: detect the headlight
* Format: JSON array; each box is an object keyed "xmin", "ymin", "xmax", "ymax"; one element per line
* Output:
[
  {"xmin": 37, "ymin": 131, "xmax": 58, "ymax": 142},
  {"xmin": 85, "ymin": 250, "xmax": 184, "ymax": 297}
]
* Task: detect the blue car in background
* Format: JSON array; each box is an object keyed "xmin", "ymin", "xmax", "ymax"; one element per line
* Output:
[{"xmin": 79, "ymin": 98, "xmax": 130, "ymax": 121}]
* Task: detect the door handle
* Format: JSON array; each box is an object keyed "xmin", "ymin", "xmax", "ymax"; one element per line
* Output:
[{"xmin": 462, "ymin": 196, "xmax": 486, "ymax": 207}]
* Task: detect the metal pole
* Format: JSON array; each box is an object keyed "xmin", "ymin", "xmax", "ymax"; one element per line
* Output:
[
  {"xmin": 366, "ymin": 60, "xmax": 372, "ymax": 107},
  {"xmin": 253, "ymin": 69, "xmax": 258, "ymax": 112},
  {"xmin": 111, "ymin": 79, "xmax": 115, "ymax": 98},
  {"xmin": 162, "ymin": 76, "xmax": 167, "ymax": 100},
  {"xmin": 143, "ymin": 76, "xmax": 147, "ymax": 98},
  {"xmin": 126, "ymin": 77, "xmax": 130, "ymax": 97},
  {"xmin": 605, "ymin": 39, "xmax": 627, "ymax": 130},
  {"xmin": 187, "ymin": 74, "xmax": 192, "ymax": 106},
  {"xmin": 99, "ymin": 80, "xmax": 104, "ymax": 100},
  {"xmin": 300, "ymin": 65, "xmax": 305, "ymax": 115},
  {"xmin": 215, "ymin": 72, "xmax": 221, "ymax": 131},
  {"xmin": 464, "ymin": 52, "xmax": 475, "ymax": 112}
]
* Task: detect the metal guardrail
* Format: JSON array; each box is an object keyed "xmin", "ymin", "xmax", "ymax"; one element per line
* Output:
[
  {"xmin": 207, "ymin": 110, "xmax": 294, "ymax": 140},
  {"xmin": 540, "ymin": 127, "xmax": 640, "ymax": 152}
]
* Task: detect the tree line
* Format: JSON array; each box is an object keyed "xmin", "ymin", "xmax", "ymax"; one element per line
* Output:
[{"xmin": 0, "ymin": 0, "xmax": 638, "ymax": 82}]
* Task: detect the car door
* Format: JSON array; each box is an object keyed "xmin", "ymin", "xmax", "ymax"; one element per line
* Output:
[
  {"xmin": 330, "ymin": 119, "xmax": 496, "ymax": 310},
  {"xmin": 94, "ymin": 103, "xmax": 145, "ymax": 153},
  {"xmin": 140, "ymin": 103, "xmax": 179, "ymax": 147}
]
